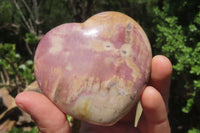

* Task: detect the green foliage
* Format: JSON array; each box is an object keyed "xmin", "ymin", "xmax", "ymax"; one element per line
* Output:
[
  {"xmin": 0, "ymin": 43, "xmax": 20, "ymax": 78},
  {"xmin": 182, "ymin": 97, "xmax": 194, "ymax": 113},
  {"xmin": 188, "ymin": 128, "xmax": 200, "ymax": 133},
  {"xmin": 6, "ymin": 127, "xmax": 38, "ymax": 133},
  {"xmin": 19, "ymin": 59, "xmax": 35, "ymax": 83},
  {"xmin": 25, "ymin": 33, "xmax": 39, "ymax": 45},
  {"xmin": 0, "ymin": 43, "xmax": 35, "ymax": 89},
  {"xmin": 67, "ymin": 115, "xmax": 73, "ymax": 123},
  {"xmin": 153, "ymin": 1, "xmax": 200, "ymax": 132},
  {"xmin": 0, "ymin": 0, "xmax": 14, "ymax": 24},
  {"xmin": 154, "ymin": 0, "xmax": 200, "ymax": 110}
]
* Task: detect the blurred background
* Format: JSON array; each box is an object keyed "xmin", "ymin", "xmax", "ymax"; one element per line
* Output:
[{"xmin": 0, "ymin": 0, "xmax": 200, "ymax": 133}]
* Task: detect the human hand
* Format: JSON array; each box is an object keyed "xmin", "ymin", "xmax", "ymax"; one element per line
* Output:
[{"xmin": 15, "ymin": 55, "xmax": 172, "ymax": 133}]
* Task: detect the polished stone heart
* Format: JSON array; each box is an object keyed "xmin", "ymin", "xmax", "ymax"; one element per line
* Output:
[{"xmin": 34, "ymin": 11, "xmax": 152, "ymax": 126}]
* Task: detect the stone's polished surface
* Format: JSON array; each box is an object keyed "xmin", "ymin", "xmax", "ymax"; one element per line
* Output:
[{"xmin": 34, "ymin": 11, "xmax": 152, "ymax": 126}]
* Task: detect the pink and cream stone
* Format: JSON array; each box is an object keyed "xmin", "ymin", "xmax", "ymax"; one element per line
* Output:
[{"xmin": 34, "ymin": 11, "xmax": 152, "ymax": 126}]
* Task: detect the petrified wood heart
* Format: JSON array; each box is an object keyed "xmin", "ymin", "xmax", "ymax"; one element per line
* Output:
[{"xmin": 34, "ymin": 11, "xmax": 152, "ymax": 126}]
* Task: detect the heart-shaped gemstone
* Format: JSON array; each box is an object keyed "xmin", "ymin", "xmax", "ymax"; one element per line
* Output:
[{"xmin": 34, "ymin": 11, "xmax": 152, "ymax": 126}]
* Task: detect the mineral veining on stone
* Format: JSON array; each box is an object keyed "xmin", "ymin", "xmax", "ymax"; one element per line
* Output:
[{"xmin": 34, "ymin": 11, "xmax": 152, "ymax": 126}]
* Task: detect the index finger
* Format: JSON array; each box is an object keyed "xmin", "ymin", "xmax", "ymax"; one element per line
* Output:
[{"xmin": 150, "ymin": 55, "xmax": 173, "ymax": 105}]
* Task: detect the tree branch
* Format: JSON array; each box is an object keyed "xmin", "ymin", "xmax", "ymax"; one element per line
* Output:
[
  {"xmin": 3, "ymin": 58, "xmax": 22, "ymax": 88},
  {"xmin": 13, "ymin": 0, "xmax": 36, "ymax": 33},
  {"xmin": 24, "ymin": 39, "xmax": 33, "ymax": 56},
  {"xmin": 21, "ymin": 0, "xmax": 35, "ymax": 21},
  {"xmin": 0, "ymin": 71, "xmax": 5, "ymax": 85},
  {"xmin": 3, "ymin": 68, "xmax": 10, "ymax": 86},
  {"xmin": 32, "ymin": 0, "xmax": 41, "ymax": 25}
]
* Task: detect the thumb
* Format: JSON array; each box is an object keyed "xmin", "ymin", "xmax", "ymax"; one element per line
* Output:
[{"xmin": 15, "ymin": 91, "xmax": 71, "ymax": 133}]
